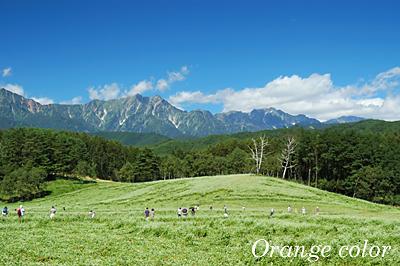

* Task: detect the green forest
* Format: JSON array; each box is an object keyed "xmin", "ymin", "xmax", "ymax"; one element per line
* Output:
[{"xmin": 1, "ymin": 124, "xmax": 400, "ymax": 206}]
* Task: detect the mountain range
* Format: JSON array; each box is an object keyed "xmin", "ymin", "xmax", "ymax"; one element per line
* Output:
[{"xmin": 0, "ymin": 88, "xmax": 365, "ymax": 137}]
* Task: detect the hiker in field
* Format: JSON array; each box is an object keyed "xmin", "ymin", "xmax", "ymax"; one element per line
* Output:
[
  {"xmin": 50, "ymin": 206, "xmax": 57, "ymax": 219},
  {"xmin": 2, "ymin": 207, "xmax": 8, "ymax": 217},
  {"xmin": 223, "ymin": 205, "xmax": 227, "ymax": 212},
  {"xmin": 288, "ymin": 205, "xmax": 291, "ymax": 212},
  {"xmin": 224, "ymin": 212, "xmax": 229, "ymax": 218},
  {"xmin": 17, "ymin": 205, "xmax": 24, "ymax": 218},
  {"xmin": 209, "ymin": 206, "xmax": 212, "ymax": 210},
  {"xmin": 151, "ymin": 208, "xmax": 154, "ymax": 218},
  {"xmin": 197, "ymin": 204, "xmax": 199, "ymax": 211},
  {"xmin": 63, "ymin": 207, "xmax": 66, "ymax": 212},
  {"xmin": 191, "ymin": 207, "xmax": 195, "ymax": 217},
  {"xmin": 177, "ymin": 207, "xmax": 182, "ymax": 217},
  {"xmin": 270, "ymin": 207, "xmax": 274, "ymax": 217},
  {"xmin": 243, "ymin": 205, "xmax": 245, "ymax": 211},
  {"xmin": 302, "ymin": 207, "xmax": 306, "ymax": 215},
  {"xmin": 316, "ymin": 207, "xmax": 319, "ymax": 215},
  {"xmin": 89, "ymin": 210, "xmax": 95, "ymax": 219},
  {"xmin": 144, "ymin": 207, "xmax": 150, "ymax": 220}
]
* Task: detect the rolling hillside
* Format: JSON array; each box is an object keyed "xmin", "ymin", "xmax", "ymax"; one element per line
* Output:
[{"xmin": 1, "ymin": 174, "xmax": 400, "ymax": 265}]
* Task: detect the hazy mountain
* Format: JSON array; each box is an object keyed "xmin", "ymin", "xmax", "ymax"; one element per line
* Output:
[
  {"xmin": 324, "ymin": 116, "xmax": 366, "ymax": 124},
  {"xmin": 0, "ymin": 88, "xmax": 362, "ymax": 137}
]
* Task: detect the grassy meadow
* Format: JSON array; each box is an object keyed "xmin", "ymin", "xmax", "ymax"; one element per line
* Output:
[{"xmin": 1, "ymin": 174, "xmax": 400, "ymax": 265}]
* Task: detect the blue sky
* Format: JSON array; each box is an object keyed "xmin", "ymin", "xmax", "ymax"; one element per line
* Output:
[{"xmin": 1, "ymin": 0, "xmax": 400, "ymax": 121}]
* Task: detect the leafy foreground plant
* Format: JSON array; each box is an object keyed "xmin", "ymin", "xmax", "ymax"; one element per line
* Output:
[{"xmin": 0, "ymin": 210, "xmax": 399, "ymax": 265}]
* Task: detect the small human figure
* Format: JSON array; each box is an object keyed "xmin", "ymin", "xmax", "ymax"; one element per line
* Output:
[
  {"xmin": 17, "ymin": 205, "xmax": 24, "ymax": 218},
  {"xmin": 144, "ymin": 207, "xmax": 150, "ymax": 219},
  {"xmin": 197, "ymin": 205, "xmax": 200, "ymax": 211},
  {"xmin": 288, "ymin": 205, "xmax": 291, "ymax": 212},
  {"xmin": 2, "ymin": 206, "xmax": 8, "ymax": 217},
  {"xmin": 302, "ymin": 207, "xmax": 306, "ymax": 215},
  {"xmin": 50, "ymin": 206, "xmax": 57, "ymax": 219},
  {"xmin": 316, "ymin": 207, "xmax": 319, "ymax": 215},
  {"xmin": 191, "ymin": 208, "xmax": 195, "ymax": 217},
  {"xmin": 224, "ymin": 212, "xmax": 229, "ymax": 218},
  {"xmin": 63, "ymin": 207, "xmax": 66, "ymax": 212},
  {"xmin": 209, "ymin": 205, "xmax": 212, "ymax": 210},
  {"xmin": 177, "ymin": 207, "xmax": 182, "ymax": 217},
  {"xmin": 223, "ymin": 205, "xmax": 227, "ymax": 212},
  {"xmin": 151, "ymin": 208, "xmax": 154, "ymax": 218},
  {"xmin": 89, "ymin": 210, "xmax": 95, "ymax": 219},
  {"xmin": 243, "ymin": 205, "xmax": 245, "ymax": 211},
  {"xmin": 270, "ymin": 207, "xmax": 274, "ymax": 216}
]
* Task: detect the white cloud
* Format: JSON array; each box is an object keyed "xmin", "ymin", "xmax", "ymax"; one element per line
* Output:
[
  {"xmin": 32, "ymin": 97, "xmax": 54, "ymax": 105},
  {"xmin": 4, "ymin": 83, "xmax": 24, "ymax": 96},
  {"xmin": 122, "ymin": 66, "xmax": 190, "ymax": 96},
  {"xmin": 2, "ymin": 67, "xmax": 12, "ymax": 77},
  {"xmin": 88, "ymin": 83, "xmax": 121, "ymax": 101},
  {"xmin": 167, "ymin": 67, "xmax": 400, "ymax": 121},
  {"xmin": 60, "ymin": 96, "xmax": 82, "ymax": 105},
  {"xmin": 123, "ymin": 80, "xmax": 153, "ymax": 97}
]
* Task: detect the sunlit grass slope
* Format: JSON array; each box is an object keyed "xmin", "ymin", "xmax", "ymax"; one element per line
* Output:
[
  {"xmin": 25, "ymin": 174, "xmax": 398, "ymax": 217},
  {"xmin": 1, "ymin": 175, "xmax": 400, "ymax": 265}
]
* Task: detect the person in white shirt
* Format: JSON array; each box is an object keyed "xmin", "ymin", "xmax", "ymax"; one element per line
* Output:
[
  {"xmin": 302, "ymin": 207, "xmax": 306, "ymax": 215},
  {"xmin": 18, "ymin": 205, "xmax": 25, "ymax": 218},
  {"xmin": 288, "ymin": 205, "xmax": 291, "ymax": 212},
  {"xmin": 50, "ymin": 206, "xmax": 57, "ymax": 218}
]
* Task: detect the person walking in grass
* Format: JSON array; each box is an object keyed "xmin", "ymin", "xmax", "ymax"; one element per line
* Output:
[
  {"xmin": 17, "ymin": 205, "xmax": 24, "ymax": 218},
  {"xmin": 178, "ymin": 207, "xmax": 182, "ymax": 217},
  {"xmin": 89, "ymin": 210, "xmax": 95, "ymax": 219},
  {"xmin": 2, "ymin": 207, "xmax": 8, "ymax": 217},
  {"xmin": 302, "ymin": 207, "xmax": 306, "ymax": 215},
  {"xmin": 144, "ymin": 207, "xmax": 150, "ymax": 220},
  {"xmin": 50, "ymin": 206, "xmax": 57, "ymax": 219},
  {"xmin": 316, "ymin": 207, "xmax": 319, "ymax": 215},
  {"xmin": 151, "ymin": 208, "xmax": 154, "ymax": 218},
  {"xmin": 288, "ymin": 205, "xmax": 291, "ymax": 212},
  {"xmin": 242, "ymin": 205, "xmax": 245, "ymax": 211},
  {"xmin": 270, "ymin": 207, "xmax": 274, "ymax": 217}
]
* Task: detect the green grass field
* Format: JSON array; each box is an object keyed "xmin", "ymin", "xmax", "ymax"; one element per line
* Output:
[{"xmin": 1, "ymin": 175, "xmax": 400, "ymax": 265}]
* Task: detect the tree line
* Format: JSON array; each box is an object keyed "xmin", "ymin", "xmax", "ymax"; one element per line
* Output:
[{"xmin": 1, "ymin": 126, "xmax": 400, "ymax": 205}]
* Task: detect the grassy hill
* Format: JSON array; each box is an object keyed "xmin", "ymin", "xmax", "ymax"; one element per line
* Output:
[{"xmin": 1, "ymin": 174, "xmax": 399, "ymax": 265}]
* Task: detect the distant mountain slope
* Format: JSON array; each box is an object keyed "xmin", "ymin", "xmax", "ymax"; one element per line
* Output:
[
  {"xmin": 0, "ymin": 88, "xmax": 365, "ymax": 137},
  {"xmin": 214, "ymin": 108, "xmax": 320, "ymax": 129},
  {"xmin": 324, "ymin": 116, "xmax": 366, "ymax": 124}
]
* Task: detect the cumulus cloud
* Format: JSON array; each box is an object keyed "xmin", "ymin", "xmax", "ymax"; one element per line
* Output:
[
  {"xmin": 167, "ymin": 67, "xmax": 400, "ymax": 121},
  {"xmin": 32, "ymin": 97, "xmax": 54, "ymax": 105},
  {"xmin": 2, "ymin": 67, "xmax": 12, "ymax": 77},
  {"xmin": 60, "ymin": 96, "xmax": 82, "ymax": 105},
  {"xmin": 4, "ymin": 83, "xmax": 24, "ymax": 96},
  {"xmin": 122, "ymin": 66, "xmax": 190, "ymax": 97},
  {"xmin": 88, "ymin": 83, "xmax": 121, "ymax": 101},
  {"xmin": 123, "ymin": 80, "xmax": 153, "ymax": 97}
]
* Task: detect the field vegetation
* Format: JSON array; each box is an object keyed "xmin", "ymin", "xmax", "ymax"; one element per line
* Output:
[{"xmin": 1, "ymin": 174, "xmax": 399, "ymax": 265}]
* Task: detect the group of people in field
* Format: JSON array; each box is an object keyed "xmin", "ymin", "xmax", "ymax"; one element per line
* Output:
[
  {"xmin": 2, "ymin": 204, "xmax": 321, "ymax": 220},
  {"xmin": 1, "ymin": 205, "xmax": 97, "ymax": 219},
  {"xmin": 2, "ymin": 205, "xmax": 24, "ymax": 218},
  {"xmin": 269, "ymin": 205, "xmax": 320, "ymax": 217}
]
